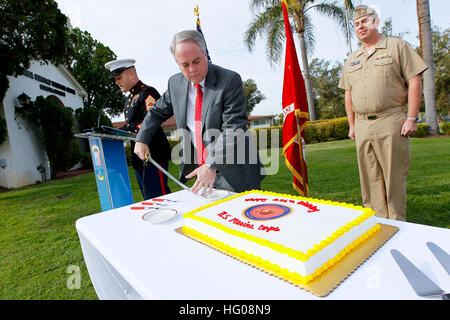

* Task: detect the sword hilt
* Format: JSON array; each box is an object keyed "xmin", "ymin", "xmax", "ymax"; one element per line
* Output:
[{"xmin": 143, "ymin": 150, "xmax": 150, "ymax": 167}]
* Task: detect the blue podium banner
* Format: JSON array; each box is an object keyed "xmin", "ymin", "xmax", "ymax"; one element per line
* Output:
[{"xmin": 89, "ymin": 137, "xmax": 133, "ymax": 211}]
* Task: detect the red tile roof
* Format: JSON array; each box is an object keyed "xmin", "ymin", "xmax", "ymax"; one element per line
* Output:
[{"xmin": 248, "ymin": 115, "xmax": 274, "ymax": 120}]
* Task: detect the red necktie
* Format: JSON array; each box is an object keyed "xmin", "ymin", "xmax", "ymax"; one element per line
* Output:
[{"xmin": 194, "ymin": 83, "xmax": 207, "ymax": 166}]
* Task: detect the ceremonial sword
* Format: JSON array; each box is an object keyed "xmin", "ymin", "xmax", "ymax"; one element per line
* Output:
[{"xmin": 144, "ymin": 151, "xmax": 192, "ymax": 193}]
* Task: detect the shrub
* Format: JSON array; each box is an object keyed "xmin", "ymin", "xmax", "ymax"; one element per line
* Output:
[
  {"xmin": 74, "ymin": 106, "xmax": 112, "ymax": 132},
  {"xmin": 15, "ymin": 96, "xmax": 81, "ymax": 178},
  {"xmin": 80, "ymin": 152, "xmax": 93, "ymax": 169},
  {"xmin": 304, "ymin": 124, "xmax": 319, "ymax": 144},
  {"xmin": 439, "ymin": 122, "xmax": 450, "ymax": 135},
  {"xmin": 305, "ymin": 117, "xmax": 349, "ymax": 143},
  {"xmin": 411, "ymin": 123, "xmax": 428, "ymax": 138},
  {"xmin": 333, "ymin": 118, "xmax": 350, "ymax": 140},
  {"xmin": 168, "ymin": 138, "xmax": 181, "ymax": 150},
  {"xmin": 251, "ymin": 126, "xmax": 281, "ymax": 149}
]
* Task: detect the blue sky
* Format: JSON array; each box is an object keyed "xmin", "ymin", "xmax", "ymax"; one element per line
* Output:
[{"xmin": 55, "ymin": 0, "xmax": 449, "ymax": 119}]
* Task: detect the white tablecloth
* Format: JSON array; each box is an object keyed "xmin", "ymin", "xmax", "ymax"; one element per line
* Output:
[{"xmin": 76, "ymin": 190, "xmax": 450, "ymax": 300}]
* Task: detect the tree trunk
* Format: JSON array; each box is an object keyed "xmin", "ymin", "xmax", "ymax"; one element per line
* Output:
[
  {"xmin": 345, "ymin": 7, "xmax": 353, "ymax": 55},
  {"xmin": 416, "ymin": 0, "xmax": 439, "ymax": 135},
  {"xmin": 297, "ymin": 32, "xmax": 316, "ymax": 121},
  {"xmin": 344, "ymin": 0, "xmax": 354, "ymax": 55}
]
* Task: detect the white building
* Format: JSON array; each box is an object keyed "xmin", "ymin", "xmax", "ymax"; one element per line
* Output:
[
  {"xmin": 0, "ymin": 60, "xmax": 87, "ymax": 189},
  {"xmin": 247, "ymin": 115, "xmax": 275, "ymax": 129}
]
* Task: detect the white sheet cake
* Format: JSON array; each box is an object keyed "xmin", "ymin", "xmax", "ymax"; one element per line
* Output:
[{"xmin": 183, "ymin": 190, "xmax": 380, "ymax": 284}]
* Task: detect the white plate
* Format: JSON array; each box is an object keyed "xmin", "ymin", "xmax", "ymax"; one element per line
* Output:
[
  {"xmin": 142, "ymin": 209, "xmax": 178, "ymax": 224},
  {"xmin": 203, "ymin": 189, "xmax": 231, "ymax": 201}
]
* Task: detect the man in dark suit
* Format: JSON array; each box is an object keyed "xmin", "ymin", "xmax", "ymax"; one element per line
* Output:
[
  {"xmin": 134, "ymin": 30, "xmax": 264, "ymax": 196},
  {"xmin": 105, "ymin": 59, "xmax": 171, "ymax": 199}
]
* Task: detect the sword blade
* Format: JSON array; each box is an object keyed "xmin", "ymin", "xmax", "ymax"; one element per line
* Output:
[{"xmin": 145, "ymin": 155, "xmax": 191, "ymax": 192}]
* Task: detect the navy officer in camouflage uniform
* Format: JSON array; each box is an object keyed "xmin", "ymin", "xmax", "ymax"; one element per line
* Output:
[{"xmin": 105, "ymin": 59, "xmax": 171, "ymax": 199}]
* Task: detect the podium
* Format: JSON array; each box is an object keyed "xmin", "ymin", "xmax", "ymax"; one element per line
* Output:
[{"xmin": 75, "ymin": 127, "xmax": 136, "ymax": 212}]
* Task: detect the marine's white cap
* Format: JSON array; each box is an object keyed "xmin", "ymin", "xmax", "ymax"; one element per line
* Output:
[{"xmin": 104, "ymin": 59, "xmax": 136, "ymax": 77}]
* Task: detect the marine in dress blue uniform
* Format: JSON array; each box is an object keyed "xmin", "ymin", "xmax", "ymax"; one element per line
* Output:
[{"xmin": 105, "ymin": 59, "xmax": 172, "ymax": 199}]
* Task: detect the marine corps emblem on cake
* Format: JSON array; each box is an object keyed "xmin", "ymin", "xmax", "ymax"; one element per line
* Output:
[{"xmin": 243, "ymin": 204, "xmax": 292, "ymax": 221}]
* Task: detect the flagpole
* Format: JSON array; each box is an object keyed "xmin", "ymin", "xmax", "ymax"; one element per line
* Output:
[
  {"xmin": 194, "ymin": 5, "xmax": 212, "ymax": 64},
  {"xmin": 281, "ymin": 0, "xmax": 308, "ymax": 196},
  {"xmin": 295, "ymin": 111, "xmax": 308, "ymax": 196},
  {"xmin": 194, "ymin": 5, "xmax": 199, "ymax": 19}
]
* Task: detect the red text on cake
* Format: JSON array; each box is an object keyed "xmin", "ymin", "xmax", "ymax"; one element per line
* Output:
[
  {"xmin": 258, "ymin": 225, "xmax": 280, "ymax": 233},
  {"xmin": 244, "ymin": 198, "xmax": 268, "ymax": 202},
  {"xmin": 297, "ymin": 201, "xmax": 320, "ymax": 213},
  {"xmin": 229, "ymin": 218, "xmax": 255, "ymax": 230},
  {"xmin": 218, "ymin": 211, "xmax": 231, "ymax": 220},
  {"xmin": 272, "ymin": 198, "xmax": 320, "ymax": 213}
]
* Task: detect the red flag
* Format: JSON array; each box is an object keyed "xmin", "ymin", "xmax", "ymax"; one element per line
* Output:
[{"xmin": 281, "ymin": 0, "xmax": 309, "ymax": 196}]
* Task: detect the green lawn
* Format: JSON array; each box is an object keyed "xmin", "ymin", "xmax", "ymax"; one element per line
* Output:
[{"xmin": 0, "ymin": 137, "xmax": 448, "ymax": 299}]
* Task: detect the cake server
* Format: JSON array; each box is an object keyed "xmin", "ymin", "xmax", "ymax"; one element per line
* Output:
[
  {"xmin": 391, "ymin": 249, "xmax": 450, "ymax": 299},
  {"xmin": 426, "ymin": 242, "xmax": 450, "ymax": 275}
]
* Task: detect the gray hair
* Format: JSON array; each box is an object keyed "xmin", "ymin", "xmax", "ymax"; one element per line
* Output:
[{"xmin": 169, "ymin": 30, "xmax": 207, "ymax": 56}]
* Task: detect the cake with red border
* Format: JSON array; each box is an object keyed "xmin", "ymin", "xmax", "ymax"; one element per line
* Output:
[{"xmin": 183, "ymin": 190, "xmax": 380, "ymax": 284}]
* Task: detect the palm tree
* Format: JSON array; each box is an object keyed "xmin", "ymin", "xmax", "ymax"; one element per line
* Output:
[
  {"xmin": 244, "ymin": 0, "xmax": 348, "ymax": 121},
  {"xmin": 416, "ymin": 0, "xmax": 439, "ymax": 135}
]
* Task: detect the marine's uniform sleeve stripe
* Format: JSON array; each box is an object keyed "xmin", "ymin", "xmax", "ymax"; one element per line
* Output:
[{"xmin": 145, "ymin": 94, "xmax": 156, "ymax": 111}]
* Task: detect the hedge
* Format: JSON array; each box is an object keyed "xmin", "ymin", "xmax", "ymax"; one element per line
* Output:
[
  {"xmin": 305, "ymin": 117, "xmax": 349, "ymax": 143},
  {"xmin": 439, "ymin": 122, "xmax": 450, "ymax": 135},
  {"xmin": 411, "ymin": 123, "xmax": 428, "ymax": 138},
  {"xmin": 252, "ymin": 117, "xmax": 350, "ymax": 149},
  {"xmin": 410, "ymin": 123, "xmax": 450, "ymax": 137}
]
